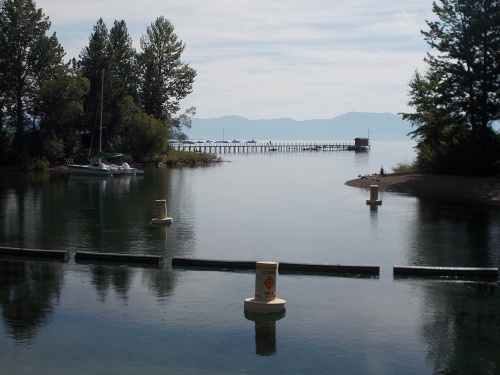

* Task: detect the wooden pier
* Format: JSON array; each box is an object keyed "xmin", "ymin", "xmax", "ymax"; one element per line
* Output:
[{"xmin": 174, "ymin": 141, "xmax": 369, "ymax": 154}]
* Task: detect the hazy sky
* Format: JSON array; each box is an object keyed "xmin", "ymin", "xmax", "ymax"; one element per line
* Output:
[{"xmin": 40, "ymin": 0, "xmax": 436, "ymax": 120}]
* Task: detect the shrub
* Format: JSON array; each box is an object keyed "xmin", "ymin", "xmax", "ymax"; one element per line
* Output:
[{"xmin": 392, "ymin": 160, "xmax": 417, "ymax": 173}]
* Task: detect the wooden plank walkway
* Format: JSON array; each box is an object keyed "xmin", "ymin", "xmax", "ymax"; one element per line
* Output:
[{"xmin": 174, "ymin": 141, "xmax": 369, "ymax": 154}]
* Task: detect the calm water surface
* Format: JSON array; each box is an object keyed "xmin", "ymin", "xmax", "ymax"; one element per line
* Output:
[{"xmin": 0, "ymin": 141, "xmax": 499, "ymax": 375}]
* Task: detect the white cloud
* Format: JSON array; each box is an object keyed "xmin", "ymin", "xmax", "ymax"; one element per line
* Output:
[{"xmin": 38, "ymin": 0, "xmax": 435, "ymax": 120}]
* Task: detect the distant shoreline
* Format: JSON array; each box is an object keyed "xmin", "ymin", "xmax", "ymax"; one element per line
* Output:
[{"xmin": 345, "ymin": 172, "xmax": 500, "ymax": 206}]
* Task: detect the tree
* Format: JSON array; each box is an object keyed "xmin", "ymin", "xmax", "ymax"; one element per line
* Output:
[
  {"xmin": 0, "ymin": 0, "xmax": 65, "ymax": 161},
  {"xmin": 108, "ymin": 20, "xmax": 138, "ymax": 102},
  {"xmin": 138, "ymin": 17, "xmax": 196, "ymax": 125},
  {"xmin": 402, "ymin": 0, "xmax": 500, "ymax": 175},
  {"xmin": 76, "ymin": 17, "xmax": 196, "ymax": 160},
  {"xmin": 123, "ymin": 99, "xmax": 168, "ymax": 162},
  {"xmin": 105, "ymin": 20, "xmax": 138, "ymax": 151},
  {"xmin": 78, "ymin": 18, "xmax": 109, "ymax": 145},
  {"xmin": 37, "ymin": 66, "xmax": 89, "ymax": 160}
]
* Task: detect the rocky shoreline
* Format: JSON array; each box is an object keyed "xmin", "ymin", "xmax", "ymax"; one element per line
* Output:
[{"xmin": 345, "ymin": 171, "xmax": 500, "ymax": 206}]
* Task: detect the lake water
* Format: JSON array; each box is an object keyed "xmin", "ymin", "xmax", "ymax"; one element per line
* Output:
[{"xmin": 0, "ymin": 141, "xmax": 499, "ymax": 375}]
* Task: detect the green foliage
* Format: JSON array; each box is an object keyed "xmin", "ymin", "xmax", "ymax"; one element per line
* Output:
[
  {"xmin": 77, "ymin": 17, "xmax": 196, "ymax": 161},
  {"xmin": 128, "ymin": 110, "xmax": 168, "ymax": 163},
  {"xmin": 401, "ymin": 0, "xmax": 500, "ymax": 176},
  {"xmin": 0, "ymin": 0, "xmax": 65, "ymax": 164},
  {"xmin": 0, "ymin": 2, "xmax": 197, "ymax": 167},
  {"xmin": 18, "ymin": 154, "xmax": 49, "ymax": 171},
  {"xmin": 37, "ymin": 66, "xmax": 89, "ymax": 158},
  {"xmin": 139, "ymin": 17, "xmax": 196, "ymax": 123},
  {"xmin": 392, "ymin": 161, "xmax": 417, "ymax": 173},
  {"xmin": 162, "ymin": 150, "xmax": 220, "ymax": 166}
]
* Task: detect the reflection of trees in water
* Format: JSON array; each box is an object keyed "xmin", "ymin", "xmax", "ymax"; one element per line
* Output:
[
  {"xmin": 164, "ymin": 168, "xmax": 197, "ymax": 257},
  {"xmin": 0, "ymin": 259, "xmax": 63, "ymax": 344},
  {"xmin": 90, "ymin": 265, "xmax": 132, "ymax": 302},
  {"xmin": 88, "ymin": 265, "xmax": 177, "ymax": 303},
  {"xmin": 142, "ymin": 268, "xmax": 177, "ymax": 302},
  {"xmin": 409, "ymin": 202, "xmax": 500, "ymax": 267},
  {"xmin": 409, "ymin": 203, "xmax": 500, "ymax": 373},
  {"xmin": 420, "ymin": 282, "xmax": 499, "ymax": 375}
]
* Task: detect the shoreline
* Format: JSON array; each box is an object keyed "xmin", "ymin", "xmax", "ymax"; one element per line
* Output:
[{"xmin": 345, "ymin": 171, "xmax": 500, "ymax": 207}]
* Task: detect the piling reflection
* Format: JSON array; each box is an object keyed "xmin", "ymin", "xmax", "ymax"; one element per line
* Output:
[
  {"xmin": 0, "ymin": 259, "xmax": 63, "ymax": 344},
  {"xmin": 244, "ymin": 310, "xmax": 286, "ymax": 356}
]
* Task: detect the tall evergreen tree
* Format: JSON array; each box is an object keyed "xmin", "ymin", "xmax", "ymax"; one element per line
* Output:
[
  {"xmin": 108, "ymin": 20, "xmax": 138, "ymax": 101},
  {"xmin": 138, "ymin": 17, "xmax": 196, "ymax": 125},
  {"xmin": 106, "ymin": 20, "xmax": 138, "ymax": 150},
  {"xmin": 78, "ymin": 18, "xmax": 109, "ymax": 150},
  {"xmin": 402, "ymin": 0, "xmax": 500, "ymax": 175},
  {"xmin": 0, "ymin": 0, "xmax": 64, "ymax": 160},
  {"xmin": 423, "ymin": 0, "xmax": 500, "ymax": 138}
]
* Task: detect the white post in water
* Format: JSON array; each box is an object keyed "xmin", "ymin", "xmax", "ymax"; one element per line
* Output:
[
  {"xmin": 151, "ymin": 199, "xmax": 173, "ymax": 224},
  {"xmin": 244, "ymin": 261, "xmax": 286, "ymax": 313},
  {"xmin": 366, "ymin": 185, "xmax": 382, "ymax": 205}
]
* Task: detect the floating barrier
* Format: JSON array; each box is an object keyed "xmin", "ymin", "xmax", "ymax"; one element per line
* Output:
[
  {"xmin": 172, "ymin": 258, "xmax": 380, "ymax": 275},
  {"xmin": 75, "ymin": 251, "xmax": 163, "ymax": 265},
  {"xmin": 393, "ymin": 265, "xmax": 498, "ymax": 280},
  {"xmin": 172, "ymin": 257, "xmax": 256, "ymax": 270},
  {"xmin": 0, "ymin": 246, "xmax": 70, "ymax": 261},
  {"xmin": 279, "ymin": 261, "xmax": 380, "ymax": 275}
]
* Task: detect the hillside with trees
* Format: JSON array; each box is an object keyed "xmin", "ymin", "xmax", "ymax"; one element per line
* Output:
[{"xmin": 0, "ymin": 0, "xmax": 196, "ymax": 169}]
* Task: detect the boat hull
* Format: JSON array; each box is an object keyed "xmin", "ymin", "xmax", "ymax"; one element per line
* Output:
[{"xmin": 68, "ymin": 164, "xmax": 114, "ymax": 176}]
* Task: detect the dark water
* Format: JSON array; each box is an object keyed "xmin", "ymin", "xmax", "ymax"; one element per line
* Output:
[{"xmin": 0, "ymin": 141, "xmax": 499, "ymax": 374}]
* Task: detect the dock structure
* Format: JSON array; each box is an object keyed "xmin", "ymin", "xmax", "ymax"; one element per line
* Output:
[{"xmin": 173, "ymin": 141, "xmax": 369, "ymax": 154}]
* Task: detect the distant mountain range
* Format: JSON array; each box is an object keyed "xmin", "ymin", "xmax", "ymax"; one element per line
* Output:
[{"xmin": 185, "ymin": 112, "xmax": 414, "ymax": 141}]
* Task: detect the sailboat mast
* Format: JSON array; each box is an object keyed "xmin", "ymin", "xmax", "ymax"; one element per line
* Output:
[{"xmin": 99, "ymin": 69, "xmax": 104, "ymax": 156}]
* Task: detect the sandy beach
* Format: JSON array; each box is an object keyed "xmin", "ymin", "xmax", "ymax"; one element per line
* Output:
[{"xmin": 345, "ymin": 172, "xmax": 500, "ymax": 206}]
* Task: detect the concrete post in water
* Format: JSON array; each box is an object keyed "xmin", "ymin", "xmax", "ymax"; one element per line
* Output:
[
  {"xmin": 366, "ymin": 185, "xmax": 382, "ymax": 205},
  {"xmin": 244, "ymin": 261, "xmax": 286, "ymax": 313},
  {"xmin": 151, "ymin": 199, "xmax": 173, "ymax": 224}
]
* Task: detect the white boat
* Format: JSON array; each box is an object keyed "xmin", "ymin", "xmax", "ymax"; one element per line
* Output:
[
  {"xmin": 103, "ymin": 153, "xmax": 144, "ymax": 175},
  {"xmin": 67, "ymin": 160, "xmax": 114, "ymax": 176},
  {"xmin": 117, "ymin": 162, "xmax": 144, "ymax": 175}
]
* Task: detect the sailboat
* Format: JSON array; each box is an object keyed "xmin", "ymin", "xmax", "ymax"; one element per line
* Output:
[
  {"xmin": 216, "ymin": 127, "xmax": 229, "ymax": 143},
  {"xmin": 67, "ymin": 70, "xmax": 122, "ymax": 176}
]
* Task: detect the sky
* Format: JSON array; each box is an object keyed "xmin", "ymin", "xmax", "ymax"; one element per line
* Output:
[{"xmin": 40, "ymin": 0, "xmax": 436, "ymax": 121}]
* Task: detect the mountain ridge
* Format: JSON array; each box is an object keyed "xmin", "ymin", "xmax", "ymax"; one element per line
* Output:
[{"xmin": 185, "ymin": 112, "xmax": 413, "ymax": 141}]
